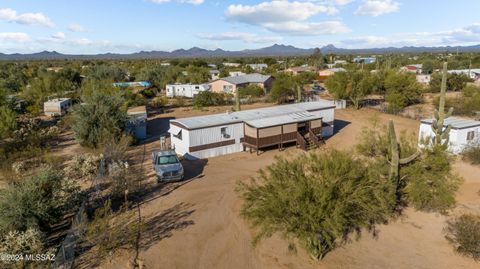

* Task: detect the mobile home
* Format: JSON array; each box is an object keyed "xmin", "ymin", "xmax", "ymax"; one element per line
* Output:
[
  {"xmin": 166, "ymin": 84, "xmax": 211, "ymax": 98},
  {"xmin": 168, "ymin": 101, "xmax": 336, "ymax": 159},
  {"xmin": 43, "ymin": 98, "xmax": 72, "ymax": 117},
  {"xmin": 418, "ymin": 117, "xmax": 480, "ymax": 154}
]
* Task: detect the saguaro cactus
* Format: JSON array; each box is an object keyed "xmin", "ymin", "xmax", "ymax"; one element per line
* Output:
[
  {"xmin": 388, "ymin": 120, "xmax": 419, "ymax": 186},
  {"xmin": 431, "ymin": 62, "xmax": 454, "ymax": 148}
]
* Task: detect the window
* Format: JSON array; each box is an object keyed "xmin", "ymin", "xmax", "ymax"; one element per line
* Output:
[
  {"xmin": 173, "ymin": 130, "xmax": 182, "ymax": 140},
  {"xmin": 156, "ymin": 155, "xmax": 179, "ymax": 165},
  {"xmin": 221, "ymin": 127, "xmax": 230, "ymax": 139},
  {"xmin": 467, "ymin": 131, "xmax": 475, "ymax": 141}
]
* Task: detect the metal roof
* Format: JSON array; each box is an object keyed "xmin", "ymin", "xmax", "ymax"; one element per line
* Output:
[
  {"xmin": 245, "ymin": 111, "xmax": 320, "ymax": 128},
  {"xmin": 421, "ymin": 117, "xmax": 480, "ymax": 129},
  {"xmin": 170, "ymin": 100, "xmax": 335, "ymax": 129},
  {"xmin": 220, "ymin": 73, "xmax": 272, "ymax": 85},
  {"xmin": 44, "ymin": 98, "xmax": 71, "ymax": 104}
]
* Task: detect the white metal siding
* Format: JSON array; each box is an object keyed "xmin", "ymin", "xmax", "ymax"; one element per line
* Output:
[
  {"xmin": 418, "ymin": 123, "xmax": 480, "ymax": 154},
  {"xmin": 170, "ymin": 128, "xmax": 191, "ymax": 156}
]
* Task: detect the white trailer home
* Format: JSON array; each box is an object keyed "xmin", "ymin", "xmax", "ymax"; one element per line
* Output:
[
  {"xmin": 166, "ymin": 84, "xmax": 211, "ymax": 98},
  {"xmin": 168, "ymin": 101, "xmax": 336, "ymax": 159},
  {"xmin": 43, "ymin": 98, "xmax": 72, "ymax": 117},
  {"xmin": 418, "ymin": 117, "xmax": 480, "ymax": 154}
]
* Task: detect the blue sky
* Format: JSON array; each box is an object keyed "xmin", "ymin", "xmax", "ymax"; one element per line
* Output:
[{"xmin": 1, "ymin": 0, "xmax": 480, "ymax": 54}]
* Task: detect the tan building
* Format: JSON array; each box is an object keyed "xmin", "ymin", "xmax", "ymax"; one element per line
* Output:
[
  {"xmin": 285, "ymin": 66, "xmax": 315, "ymax": 75},
  {"xmin": 209, "ymin": 73, "xmax": 274, "ymax": 94}
]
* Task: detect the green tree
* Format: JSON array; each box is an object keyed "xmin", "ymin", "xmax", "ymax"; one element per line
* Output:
[
  {"xmin": 269, "ymin": 73, "xmax": 296, "ymax": 104},
  {"xmin": 193, "ymin": 91, "xmax": 230, "ymax": 108},
  {"xmin": 72, "ymin": 91, "xmax": 128, "ymax": 148},
  {"xmin": 325, "ymin": 70, "xmax": 374, "ymax": 109},
  {"xmin": 429, "ymin": 73, "xmax": 473, "ymax": 92},
  {"xmin": 403, "ymin": 147, "xmax": 461, "ymax": 213},
  {"xmin": 237, "ymin": 150, "xmax": 396, "ymax": 259},
  {"xmin": 384, "ymin": 71, "xmax": 422, "ymax": 112},
  {"xmin": 0, "ymin": 168, "xmax": 79, "ymax": 233},
  {"xmin": 0, "ymin": 106, "xmax": 17, "ymax": 139}
]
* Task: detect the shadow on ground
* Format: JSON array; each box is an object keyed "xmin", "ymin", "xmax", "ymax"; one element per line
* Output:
[{"xmin": 140, "ymin": 202, "xmax": 195, "ymax": 251}]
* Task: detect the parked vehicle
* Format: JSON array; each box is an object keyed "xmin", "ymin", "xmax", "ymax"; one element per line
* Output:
[{"xmin": 152, "ymin": 150, "xmax": 184, "ymax": 182}]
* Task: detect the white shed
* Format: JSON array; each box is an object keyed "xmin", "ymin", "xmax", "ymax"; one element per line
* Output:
[
  {"xmin": 166, "ymin": 84, "xmax": 211, "ymax": 98},
  {"xmin": 168, "ymin": 101, "xmax": 336, "ymax": 159},
  {"xmin": 418, "ymin": 117, "xmax": 480, "ymax": 154},
  {"xmin": 43, "ymin": 98, "xmax": 72, "ymax": 117}
]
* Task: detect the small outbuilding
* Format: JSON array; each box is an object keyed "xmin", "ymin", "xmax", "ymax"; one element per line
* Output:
[
  {"xmin": 127, "ymin": 106, "xmax": 148, "ymax": 140},
  {"xmin": 419, "ymin": 117, "xmax": 480, "ymax": 154},
  {"xmin": 168, "ymin": 101, "xmax": 336, "ymax": 159},
  {"xmin": 43, "ymin": 98, "xmax": 72, "ymax": 117}
]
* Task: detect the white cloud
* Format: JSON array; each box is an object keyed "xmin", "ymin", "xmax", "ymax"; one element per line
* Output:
[
  {"xmin": 225, "ymin": 1, "xmax": 348, "ymax": 36},
  {"xmin": 0, "ymin": 8, "xmax": 54, "ymax": 27},
  {"xmin": 355, "ymin": 0, "xmax": 399, "ymax": 16},
  {"xmin": 68, "ymin": 24, "xmax": 87, "ymax": 32},
  {"xmin": 0, "ymin": 32, "xmax": 30, "ymax": 42},
  {"xmin": 51, "ymin": 32, "xmax": 66, "ymax": 40},
  {"xmin": 340, "ymin": 23, "xmax": 480, "ymax": 48},
  {"xmin": 149, "ymin": 0, "xmax": 204, "ymax": 5},
  {"xmin": 197, "ymin": 32, "xmax": 282, "ymax": 43}
]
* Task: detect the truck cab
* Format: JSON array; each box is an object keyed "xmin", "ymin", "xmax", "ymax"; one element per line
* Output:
[{"xmin": 152, "ymin": 150, "xmax": 184, "ymax": 182}]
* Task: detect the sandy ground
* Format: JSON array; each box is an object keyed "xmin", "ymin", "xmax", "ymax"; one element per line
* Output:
[{"xmin": 94, "ymin": 107, "xmax": 480, "ymax": 269}]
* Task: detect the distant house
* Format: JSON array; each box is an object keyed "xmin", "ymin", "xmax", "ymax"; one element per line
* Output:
[
  {"xmin": 353, "ymin": 57, "xmax": 376, "ymax": 64},
  {"xmin": 160, "ymin": 62, "xmax": 171, "ymax": 66},
  {"xmin": 223, "ymin": 62, "xmax": 241, "ymax": 68},
  {"xmin": 208, "ymin": 64, "xmax": 218, "ymax": 69},
  {"xmin": 416, "ymin": 74, "xmax": 431, "ymax": 85},
  {"xmin": 401, "ymin": 64, "xmax": 423, "ymax": 74},
  {"xmin": 209, "ymin": 70, "xmax": 220, "ymax": 81},
  {"xmin": 285, "ymin": 66, "xmax": 316, "ymax": 75},
  {"xmin": 419, "ymin": 117, "xmax": 480, "ymax": 154},
  {"xmin": 247, "ymin": 63, "xmax": 268, "ymax": 71},
  {"xmin": 209, "ymin": 73, "xmax": 274, "ymax": 94},
  {"xmin": 229, "ymin": 71, "xmax": 246, "ymax": 77},
  {"xmin": 166, "ymin": 84, "xmax": 211, "ymax": 98},
  {"xmin": 318, "ymin": 68, "xmax": 346, "ymax": 77},
  {"xmin": 44, "ymin": 98, "xmax": 72, "ymax": 117},
  {"xmin": 127, "ymin": 106, "xmax": 147, "ymax": 140},
  {"xmin": 448, "ymin": 69, "xmax": 480, "ymax": 80}
]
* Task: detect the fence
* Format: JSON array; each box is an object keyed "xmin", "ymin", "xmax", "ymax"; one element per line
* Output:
[{"xmin": 53, "ymin": 157, "xmax": 107, "ymax": 268}]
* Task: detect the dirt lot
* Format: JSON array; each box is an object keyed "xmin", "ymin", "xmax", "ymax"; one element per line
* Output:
[{"xmin": 100, "ymin": 107, "xmax": 479, "ymax": 269}]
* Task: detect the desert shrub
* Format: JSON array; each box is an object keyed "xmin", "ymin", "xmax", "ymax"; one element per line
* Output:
[
  {"xmin": 72, "ymin": 91, "xmax": 128, "ymax": 149},
  {"xmin": 238, "ymin": 85, "xmax": 264, "ymax": 97},
  {"xmin": 64, "ymin": 153, "xmax": 101, "ymax": 180},
  {"xmin": 151, "ymin": 96, "xmax": 169, "ymax": 108},
  {"xmin": 0, "ymin": 168, "xmax": 80, "ymax": 233},
  {"xmin": 237, "ymin": 150, "xmax": 396, "ymax": 259},
  {"xmin": 356, "ymin": 119, "xmax": 460, "ymax": 213},
  {"xmin": 0, "ymin": 228, "xmax": 54, "ymax": 268},
  {"xmin": 463, "ymin": 143, "xmax": 480, "ymax": 165},
  {"xmin": 193, "ymin": 91, "xmax": 231, "ymax": 108},
  {"xmin": 0, "ymin": 105, "xmax": 17, "ymax": 139},
  {"xmin": 84, "ymin": 199, "xmax": 141, "ymax": 258},
  {"xmin": 433, "ymin": 85, "xmax": 480, "ymax": 116},
  {"xmin": 403, "ymin": 147, "xmax": 462, "ymax": 213},
  {"xmin": 444, "ymin": 214, "xmax": 480, "ymax": 261},
  {"xmin": 173, "ymin": 96, "xmax": 187, "ymax": 107}
]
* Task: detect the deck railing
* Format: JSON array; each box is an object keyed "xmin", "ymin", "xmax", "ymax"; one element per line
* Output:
[{"xmin": 309, "ymin": 129, "xmax": 321, "ymax": 147}]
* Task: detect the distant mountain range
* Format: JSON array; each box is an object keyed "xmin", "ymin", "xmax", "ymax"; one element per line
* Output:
[{"xmin": 2, "ymin": 44, "xmax": 480, "ymax": 60}]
